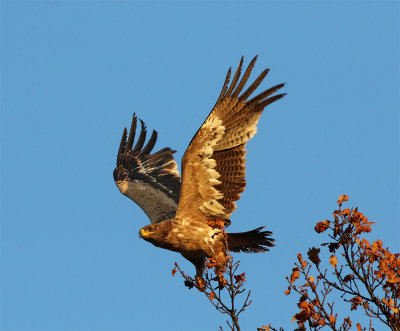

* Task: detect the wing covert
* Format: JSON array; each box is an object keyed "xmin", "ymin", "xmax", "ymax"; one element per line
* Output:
[{"xmin": 175, "ymin": 56, "xmax": 285, "ymax": 223}]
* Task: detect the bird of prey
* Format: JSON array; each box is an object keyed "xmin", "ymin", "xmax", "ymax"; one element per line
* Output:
[{"xmin": 113, "ymin": 56, "xmax": 285, "ymax": 278}]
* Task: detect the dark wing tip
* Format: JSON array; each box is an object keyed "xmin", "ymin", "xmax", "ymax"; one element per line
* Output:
[
  {"xmin": 125, "ymin": 113, "xmax": 138, "ymax": 151},
  {"xmin": 217, "ymin": 66, "xmax": 232, "ymax": 103},
  {"xmin": 141, "ymin": 129, "xmax": 158, "ymax": 155},
  {"xmin": 132, "ymin": 119, "xmax": 147, "ymax": 153},
  {"xmin": 259, "ymin": 92, "xmax": 286, "ymax": 109},
  {"xmin": 231, "ymin": 56, "xmax": 258, "ymax": 97},
  {"xmin": 116, "ymin": 114, "xmax": 162, "ymax": 159},
  {"xmin": 237, "ymin": 67, "xmax": 270, "ymax": 100},
  {"xmin": 117, "ymin": 127, "xmax": 128, "ymax": 156},
  {"xmin": 248, "ymin": 82, "xmax": 286, "ymax": 108},
  {"xmin": 225, "ymin": 57, "xmax": 244, "ymax": 96}
]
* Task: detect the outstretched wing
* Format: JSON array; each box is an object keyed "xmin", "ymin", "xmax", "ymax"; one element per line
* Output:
[
  {"xmin": 175, "ymin": 56, "xmax": 285, "ymax": 223},
  {"xmin": 114, "ymin": 114, "xmax": 181, "ymax": 223}
]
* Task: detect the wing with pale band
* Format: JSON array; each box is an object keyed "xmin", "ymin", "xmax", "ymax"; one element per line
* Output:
[
  {"xmin": 114, "ymin": 114, "xmax": 181, "ymax": 223},
  {"xmin": 176, "ymin": 56, "xmax": 285, "ymax": 223}
]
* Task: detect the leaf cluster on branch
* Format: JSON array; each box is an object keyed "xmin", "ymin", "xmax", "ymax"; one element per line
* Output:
[{"xmin": 264, "ymin": 195, "xmax": 400, "ymax": 331}]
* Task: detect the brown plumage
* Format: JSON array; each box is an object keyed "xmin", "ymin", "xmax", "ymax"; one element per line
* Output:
[{"xmin": 114, "ymin": 56, "xmax": 285, "ymax": 277}]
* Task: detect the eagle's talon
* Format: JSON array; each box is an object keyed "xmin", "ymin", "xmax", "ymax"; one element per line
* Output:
[{"xmin": 195, "ymin": 276, "xmax": 206, "ymax": 291}]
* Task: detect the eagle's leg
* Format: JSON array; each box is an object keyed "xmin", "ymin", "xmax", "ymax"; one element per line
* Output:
[{"xmin": 181, "ymin": 254, "xmax": 206, "ymax": 280}]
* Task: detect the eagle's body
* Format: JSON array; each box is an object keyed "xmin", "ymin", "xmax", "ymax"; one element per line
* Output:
[{"xmin": 114, "ymin": 56, "xmax": 285, "ymax": 277}]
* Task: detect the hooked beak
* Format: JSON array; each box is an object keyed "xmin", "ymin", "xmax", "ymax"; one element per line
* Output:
[{"xmin": 139, "ymin": 228, "xmax": 153, "ymax": 238}]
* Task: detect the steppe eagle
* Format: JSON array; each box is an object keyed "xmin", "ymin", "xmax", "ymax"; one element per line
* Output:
[{"xmin": 113, "ymin": 56, "xmax": 285, "ymax": 277}]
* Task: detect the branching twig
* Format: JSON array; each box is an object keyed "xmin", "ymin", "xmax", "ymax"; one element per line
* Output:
[
  {"xmin": 265, "ymin": 195, "xmax": 400, "ymax": 331},
  {"xmin": 173, "ymin": 257, "xmax": 252, "ymax": 331}
]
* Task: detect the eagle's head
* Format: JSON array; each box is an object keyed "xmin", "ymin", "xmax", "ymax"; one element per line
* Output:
[{"xmin": 138, "ymin": 221, "xmax": 175, "ymax": 250}]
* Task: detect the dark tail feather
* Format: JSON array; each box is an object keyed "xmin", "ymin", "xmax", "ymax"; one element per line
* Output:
[{"xmin": 227, "ymin": 227, "xmax": 275, "ymax": 253}]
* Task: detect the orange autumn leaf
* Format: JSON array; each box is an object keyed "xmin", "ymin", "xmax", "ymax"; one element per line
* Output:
[
  {"xmin": 217, "ymin": 275, "xmax": 228, "ymax": 288},
  {"xmin": 290, "ymin": 267, "xmax": 300, "ymax": 284},
  {"xmin": 205, "ymin": 258, "xmax": 218, "ymax": 269},
  {"xmin": 390, "ymin": 306, "xmax": 399, "ymax": 314},
  {"xmin": 361, "ymin": 239, "xmax": 370, "ymax": 249},
  {"xmin": 371, "ymin": 239, "xmax": 383, "ymax": 252},
  {"xmin": 329, "ymin": 314, "xmax": 336, "ymax": 324},
  {"xmin": 329, "ymin": 255, "xmax": 338, "ymax": 268},
  {"xmin": 315, "ymin": 220, "xmax": 330, "ymax": 233},
  {"xmin": 208, "ymin": 291, "xmax": 215, "ymax": 301},
  {"xmin": 297, "ymin": 253, "xmax": 308, "ymax": 268},
  {"xmin": 171, "ymin": 267, "xmax": 177, "ymax": 276},
  {"xmin": 337, "ymin": 194, "xmax": 349, "ymax": 204},
  {"xmin": 342, "ymin": 208, "xmax": 351, "ymax": 216},
  {"xmin": 298, "ymin": 301, "xmax": 310, "ymax": 310},
  {"xmin": 284, "ymin": 287, "xmax": 291, "ymax": 295},
  {"xmin": 355, "ymin": 225, "xmax": 372, "ymax": 234}
]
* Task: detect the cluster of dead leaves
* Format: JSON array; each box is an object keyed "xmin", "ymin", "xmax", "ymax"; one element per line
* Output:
[
  {"xmin": 293, "ymin": 292, "xmax": 336, "ymax": 328},
  {"xmin": 284, "ymin": 253, "xmax": 340, "ymax": 330},
  {"xmin": 283, "ymin": 195, "xmax": 400, "ymax": 330},
  {"xmin": 356, "ymin": 238, "xmax": 400, "ymax": 306}
]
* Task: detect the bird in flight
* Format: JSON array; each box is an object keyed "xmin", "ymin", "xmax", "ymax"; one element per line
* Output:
[{"xmin": 113, "ymin": 56, "xmax": 285, "ymax": 278}]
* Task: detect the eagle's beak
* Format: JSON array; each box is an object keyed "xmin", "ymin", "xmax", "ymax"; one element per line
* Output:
[{"xmin": 139, "ymin": 228, "xmax": 153, "ymax": 238}]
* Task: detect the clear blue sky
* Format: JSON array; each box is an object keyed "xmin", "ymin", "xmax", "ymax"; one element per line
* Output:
[{"xmin": 1, "ymin": 1, "xmax": 399, "ymax": 330}]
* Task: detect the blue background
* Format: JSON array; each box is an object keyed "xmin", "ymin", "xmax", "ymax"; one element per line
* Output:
[{"xmin": 1, "ymin": 1, "xmax": 399, "ymax": 330}]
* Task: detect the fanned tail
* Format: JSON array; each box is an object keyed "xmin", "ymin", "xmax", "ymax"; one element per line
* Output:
[{"xmin": 227, "ymin": 227, "xmax": 275, "ymax": 253}]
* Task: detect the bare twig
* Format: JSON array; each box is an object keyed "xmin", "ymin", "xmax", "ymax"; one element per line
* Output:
[{"xmin": 173, "ymin": 257, "xmax": 252, "ymax": 331}]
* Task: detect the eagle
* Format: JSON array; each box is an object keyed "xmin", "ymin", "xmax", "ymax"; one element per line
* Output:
[{"xmin": 113, "ymin": 56, "xmax": 285, "ymax": 278}]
